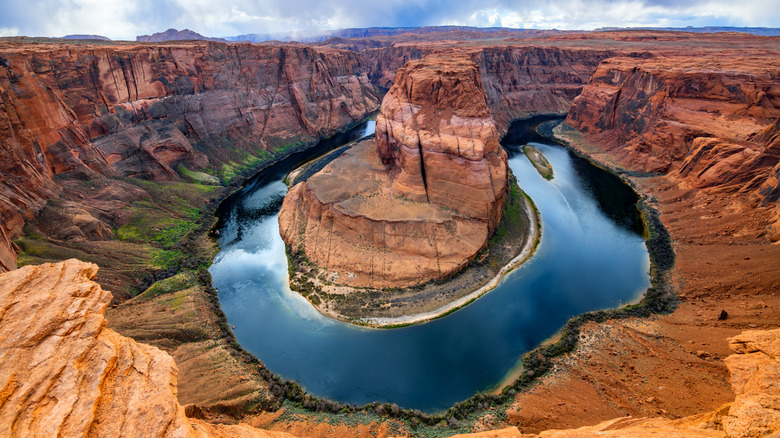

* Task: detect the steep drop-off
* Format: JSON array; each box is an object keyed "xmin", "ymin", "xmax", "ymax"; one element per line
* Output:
[
  {"xmin": 2, "ymin": 259, "xmax": 778, "ymax": 437},
  {"xmin": 0, "ymin": 40, "xmax": 381, "ymax": 272},
  {"xmin": 279, "ymin": 54, "xmax": 508, "ymax": 290}
]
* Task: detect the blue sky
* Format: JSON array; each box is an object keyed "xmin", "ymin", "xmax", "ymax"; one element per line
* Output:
[{"xmin": 0, "ymin": 0, "xmax": 777, "ymax": 40}]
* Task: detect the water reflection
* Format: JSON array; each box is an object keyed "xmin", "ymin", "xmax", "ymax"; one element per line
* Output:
[{"xmin": 211, "ymin": 120, "xmax": 650, "ymax": 412}]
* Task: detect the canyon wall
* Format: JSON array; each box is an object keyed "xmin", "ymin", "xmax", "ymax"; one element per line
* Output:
[
  {"xmin": 0, "ymin": 41, "xmax": 381, "ymax": 271},
  {"xmin": 361, "ymin": 45, "xmax": 614, "ymax": 133},
  {"xmin": 473, "ymin": 46, "xmax": 617, "ymax": 132},
  {"xmin": 566, "ymin": 55, "xmax": 780, "ymax": 238},
  {"xmin": 279, "ymin": 54, "xmax": 508, "ymax": 288}
]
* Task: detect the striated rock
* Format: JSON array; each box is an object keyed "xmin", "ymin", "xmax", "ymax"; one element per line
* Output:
[
  {"xmin": 0, "ymin": 40, "xmax": 380, "ymax": 271},
  {"xmin": 722, "ymin": 329, "xmax": 780, "ymax": 438},
  {"xmin": 0, "ymin": 259, "xmax": 289, "ymax": 438},
  {"xmin": 566, "ymin": 53, "xmax": 780, "ymax": 183},
  {"xmin": 279, "ymin": 54, "xmax": 508, "ymax": 288},
  {"xmin": 566, "ymin": 53, "xmax": 780, "ymax": 239},
  {"xmin": 361, "ymin": 45, "xmax": 614, "ymax": 134},
  {"xmin": 474, "ymin": 46, "xmax": 616, "ymax": 133},
  {"xmin": 375, "ymin": 54, "xmax": 507, "ymax": 222},
  {"xmin": 0, "ymin": 259, "xmax": 193, "ymax": 436}
]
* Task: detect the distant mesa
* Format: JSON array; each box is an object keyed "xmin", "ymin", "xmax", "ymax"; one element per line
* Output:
[
  {"xmin": 60, "ymin": 34, "xmax": 112, "ymax": 41},
  {"xmin": 136, "ymin": 28, "xmax": 226, "ymax": 42}
]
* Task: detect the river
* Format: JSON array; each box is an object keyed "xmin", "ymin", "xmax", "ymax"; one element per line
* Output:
[{"xmin": 210, "ymin": 117, "xmax": 650, "ymax": 413}]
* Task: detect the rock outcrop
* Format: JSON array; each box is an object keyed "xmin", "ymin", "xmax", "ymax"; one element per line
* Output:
[
  {"xmin": 517, "ymin": 328, "xmax": 780, "ymax": 438},
  {"xmin": 0, "ymin": 259, "xmax": 290, "ymax": 438},
  {"xmin": 279, "ymin": 54, "xmax": 508, "ymax": 288},
  {"xmin": 722, "ymin": 329, "xmax": 780, "ymax": 437},
  {"xmin": 0, "ymin": 40, "xmax": 380, "ymax": 271},
  {"xmin": 2, "ymin": 259, "xmax": 777, "ymax": 438}
]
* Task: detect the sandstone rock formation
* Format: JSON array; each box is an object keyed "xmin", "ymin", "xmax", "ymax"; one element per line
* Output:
[
  {"xmin": 565, "ymin": 53, "xmax": 780, "ymax": 239},
  {"xmin": 279, "ymin": 54, "xmax": 508, "ymax": 288},
  {"xmin": 516, "ymin": 328, "xmax": 780, "ymax": 438},
  {"xmin": 722, "ymin": 329, "xmax": 780, "ymax": 437},
  {"xmin": 0, "ymin": 40, "xmax": 380, "ymax": 271},
  {"xmin": 0, "ymin": 259, "xmax": 290, "ymax": 438},
  {"xmin": 2, "ymin": 259, "xmax": 777, "ymax": 438}
]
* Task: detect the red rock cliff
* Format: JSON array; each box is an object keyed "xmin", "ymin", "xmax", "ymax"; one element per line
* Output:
[
  {"xmin": 279, "ymin": 54, "xmax": 508, "ymax": 288},
  {"xmin": 361, "ymin": 45, "xmax": 614, "ymax": 133},
  {"xmin": 0, "ymin": 40, "xmax": 381, "ymax": 271},
  {"xmin": 565, "ymin": 54, "xmax": 780, "ymax": 238}
]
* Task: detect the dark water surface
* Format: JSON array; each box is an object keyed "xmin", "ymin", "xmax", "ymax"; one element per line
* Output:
[{"xmin": 210, "ymin": 118, "xmax": 650, "ymax": 413}]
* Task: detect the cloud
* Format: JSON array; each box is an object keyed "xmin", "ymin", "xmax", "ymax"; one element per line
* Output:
[
  {"xmin": 0, "ymin": 0, "xmax": 776, "ymax": 40},
  {"xmin": 0, "ymin": 27, "xmax": 19, "ymax": 37}
]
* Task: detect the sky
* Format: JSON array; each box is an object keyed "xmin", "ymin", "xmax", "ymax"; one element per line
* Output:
[{"xmin": 1, "ymin": 0, "xmax": 778, "ymax": 40}]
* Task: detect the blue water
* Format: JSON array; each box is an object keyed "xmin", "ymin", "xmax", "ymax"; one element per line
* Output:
[{"xmin": 210, "ymin": 119, "xmax": 650, "ymax": 413}]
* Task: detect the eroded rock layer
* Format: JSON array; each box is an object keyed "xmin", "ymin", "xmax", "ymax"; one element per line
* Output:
[
  {"xmin": 279, "ymin": 54, "xmax": 508, "ymax": 288},
  {"xmin": 0, "ymin": 40, "xmax": 380, "ymax": 272},
  {"xmin": 565, "ymin": 54, "xmax": 780, "ymax": 239}
]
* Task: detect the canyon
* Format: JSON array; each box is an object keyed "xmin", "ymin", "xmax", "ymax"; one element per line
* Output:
[
  {"xmin": 0, "ymin": 29, "xmax": 778, "ymax": 436},
  {"xmin": 0, "ymin": 39, "xmax": 380, "ymax": 276}
]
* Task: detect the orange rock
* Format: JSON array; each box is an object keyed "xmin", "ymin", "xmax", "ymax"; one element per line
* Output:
[
  {"xmin": 566, "ymin": 54, "xmax": 780, "ymax": 240},
  {"xmin": 722, "ymin": 329, "xmax": 780, "ymax": 438},
  {"xmin": 0, "ymin": 259, "xmax": 290, "ymax": 438},
  {"xmin": 280, "ymin": 54, "xmax": 508, "ymax": 288}
]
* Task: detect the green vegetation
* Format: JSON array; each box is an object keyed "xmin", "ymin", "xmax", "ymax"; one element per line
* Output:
[
  {"xmin": 135, "ymin": 270, "xmax": 197, "ymax": 302},
  {"xmin": 523, "ymin": 145, "xmax": 554, "ymax": 180},
  {"xmin": 177, "ymin": 165, "xmax": 220, "ymax": 184}
]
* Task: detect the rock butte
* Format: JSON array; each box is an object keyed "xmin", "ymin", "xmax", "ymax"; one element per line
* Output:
[
  {"xmin": 279, "ymin": 54, "xmax": 508, "ymax": 288},
  {"xmin": 0, "ymin": 259, "xmax": 777, "ymax": 437}
]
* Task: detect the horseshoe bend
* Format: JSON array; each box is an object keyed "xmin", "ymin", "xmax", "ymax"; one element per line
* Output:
[
  {"xmin": 0, "ymin": 28, "xmax": 779, "ymax": 437},
  {"xmin": 278, "ymin": 54, "xmax": 540, "ymax": 324}
]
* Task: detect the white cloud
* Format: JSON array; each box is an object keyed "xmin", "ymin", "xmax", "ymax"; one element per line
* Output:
[
  {"xmin": 0, "ymin": 27, "xmax": 19, "ymax": 37},
  {"xmin": 0, "ymin": 0, "xmax": 776, "ymax": 40}
]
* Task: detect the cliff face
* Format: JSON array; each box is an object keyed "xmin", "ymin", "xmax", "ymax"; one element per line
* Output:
[
  {"xmin": 375, "ymin": 55, "xmax": 508, "ymax": 223},
  {"xmin": 279, "ymin": 54, "xmax": 508, "ymax": 288},
  {"xmin": 474, "ymin": 46, "xmax": 616, "ymax": 133},
  {"xmin": 0, "ymin": 41, "xmax": 380, "ymax": 271},
  {"xmin": 2, "ymin": 260, "xmax": 777, "ymax": 438},
  {"xmin": 566, "ymin": 55, "xmax": 780, "ymax": 238},
  {"xmin": 361, "ymin": 45, "xmax": 614, "ymax": 134}
]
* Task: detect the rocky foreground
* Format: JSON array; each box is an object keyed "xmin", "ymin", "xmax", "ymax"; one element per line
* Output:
[
  {"xmin": 279, "ymin": 54, "xmax": 509, "ymax": 289},
  {"xmin": 0, "ymin": 259, "xmax": 290, "ymax": 437},
  {"xmin": 0, "ymin": 259, "xmax": 777, "ymax": 437}
]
